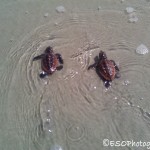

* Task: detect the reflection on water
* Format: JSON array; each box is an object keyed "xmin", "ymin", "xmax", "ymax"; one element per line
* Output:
[
  {"xmin": 1, "ymin": 2, "xmax": 150, "ymax": 150},
  {"xmin": 40, "ymin": 99, "xmax": 54, "ymax": 133}
]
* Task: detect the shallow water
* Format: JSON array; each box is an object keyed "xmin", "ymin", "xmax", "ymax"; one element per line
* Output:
[{"xmin": 1, "ymin": 0, "xmax": 150, "ymax": 150}]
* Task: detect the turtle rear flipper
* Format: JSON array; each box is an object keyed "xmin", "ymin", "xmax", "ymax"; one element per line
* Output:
[
  {"xmin": 39, "ymin": 71, "xmax": 48, "ymax": 78},
  {"xmin": 55, "ymin": 53, "xmax": 64, "ymax": 64},
  {"xmin": 33, "ymin": 54, "xmax": 45, "ymax": 61},
  {"xmin": 104, "ymin": 80, "xmax": 111, "ymax": 88},
  {"xmin": 110, "ymin": 60, "xmax": 120, "ymax": 78},
  {"xmin": 115, "ymin": 72, "xmax": 121, "ymax": 78},
  {"xmin": 56, "ymin": 65, "xmax": 63, "ymax": 71}
]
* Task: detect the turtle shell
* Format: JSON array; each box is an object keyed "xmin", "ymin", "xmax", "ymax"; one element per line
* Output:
[
  {"xmin": 41, "ymin": 53, "xmax": 58, "ymax": 74},
  {"xmin": 98, "ymin": 59, "xmax": 116, "ymax": 81}
]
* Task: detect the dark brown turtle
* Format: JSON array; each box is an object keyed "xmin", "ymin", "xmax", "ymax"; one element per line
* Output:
[
  {"xmin": 88, "ymin": 51, "xmax": 120, "ymax": 88},
  {"xmin": 33, "ymin": 46, "xmax": 63, "ymax": 78}
]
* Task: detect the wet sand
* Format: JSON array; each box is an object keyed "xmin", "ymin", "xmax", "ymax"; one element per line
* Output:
[{"xmin": 0, "ymin": 0, "xmax": 150, "ymax": 150}]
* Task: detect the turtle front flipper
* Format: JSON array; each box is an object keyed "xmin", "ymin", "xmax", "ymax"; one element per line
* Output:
[
  {"xmin": 110, "ymin": 60, "xmax": 119, "ymax": 71},
  {"xmin": 33, "ymin": 54, "xmax": 45, "ymax": 61},
  {"xmin": 39, "ymin": 71, "xmax": 48, "ymax": 78},
  {"xmin": 110, "ymin": 60, "xmax": 121, "ymax": 78},
  {"xmin": 56, "ymin": 65, "xmax": 63, "ymax": 71},
  {"xmin": 88, "ymin": 63, "xmax": 97, "ymax": 70},
  {"xmin": 55, "ymin": 53, "xmax": 64, "ymax": 64}
]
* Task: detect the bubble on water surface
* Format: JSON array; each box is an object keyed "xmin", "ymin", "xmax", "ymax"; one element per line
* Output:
[
  {"xmin": 136, "ymin": 44, "xmax": 149, "ymax": 55},
  {"xmin": 40, "ymin": 100, "xmax": 54, "ymax": 133},
  {"xmin": 125, "ymin": 7, "xmax": 138, "ymax": 23},
  {"xmin": 25, "ymin": 11, "xmax": 29, "ymax": 14},
  {"xmin": 50, "ymin": 145, "xmax": 63, "ymax": 150},
  {"xmin": 54, "ymin": 22, "xmax": 58, "ymax": 26},
  {"xmin": 128, "ymin": 16, "xmax": 138, "ymax": 23},
  {"xmin": 56, "ymin": 6, "xmax": 66, "ymax": 13},
  {"xmin": 44, "ymin": 13, "xmax": 49, "ymax": 18},
  {"xmin": 120, "ymin": 0, "xmax": 125, "ymax": 3},
  {"xmin": 114, "ymin": 97, "xmax": 118, "ymax": 100},
  {"xmin": 97, "ymin": 6, "xmax": 102, "ymax": 11},
  {"xmin": 122, "ymin": 80, "xmax": 130, "ymax": 85},
  {"xmin": 126, "ymin": 7, "xmax": 135, "ymax": 14},
  {"xmin": 66, "ymin": 124, "xmax": 85, "ymax": 141}
]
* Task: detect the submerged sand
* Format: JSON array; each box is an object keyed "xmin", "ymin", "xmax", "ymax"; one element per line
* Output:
[{"xmin": 0, "ymin": 0, "xmax": 150, "ymax": 150}]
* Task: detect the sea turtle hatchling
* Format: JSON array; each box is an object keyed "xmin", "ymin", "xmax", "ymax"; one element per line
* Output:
[
  {"xmin": 88, "ymin": 51, "xmax": 120, "ymax": 88},
  {"xmin": 33, "ymin": 46, "xmax": 63, "ymax": 78}
]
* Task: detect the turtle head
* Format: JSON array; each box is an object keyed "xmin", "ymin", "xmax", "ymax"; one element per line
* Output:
[
  {"xmin": 45, "ymin": 46, "xmax": 53, "ymax": 54},
  {"xmin": 99, "ymin": 51, "xmax": 107, "ymax": 60}
]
